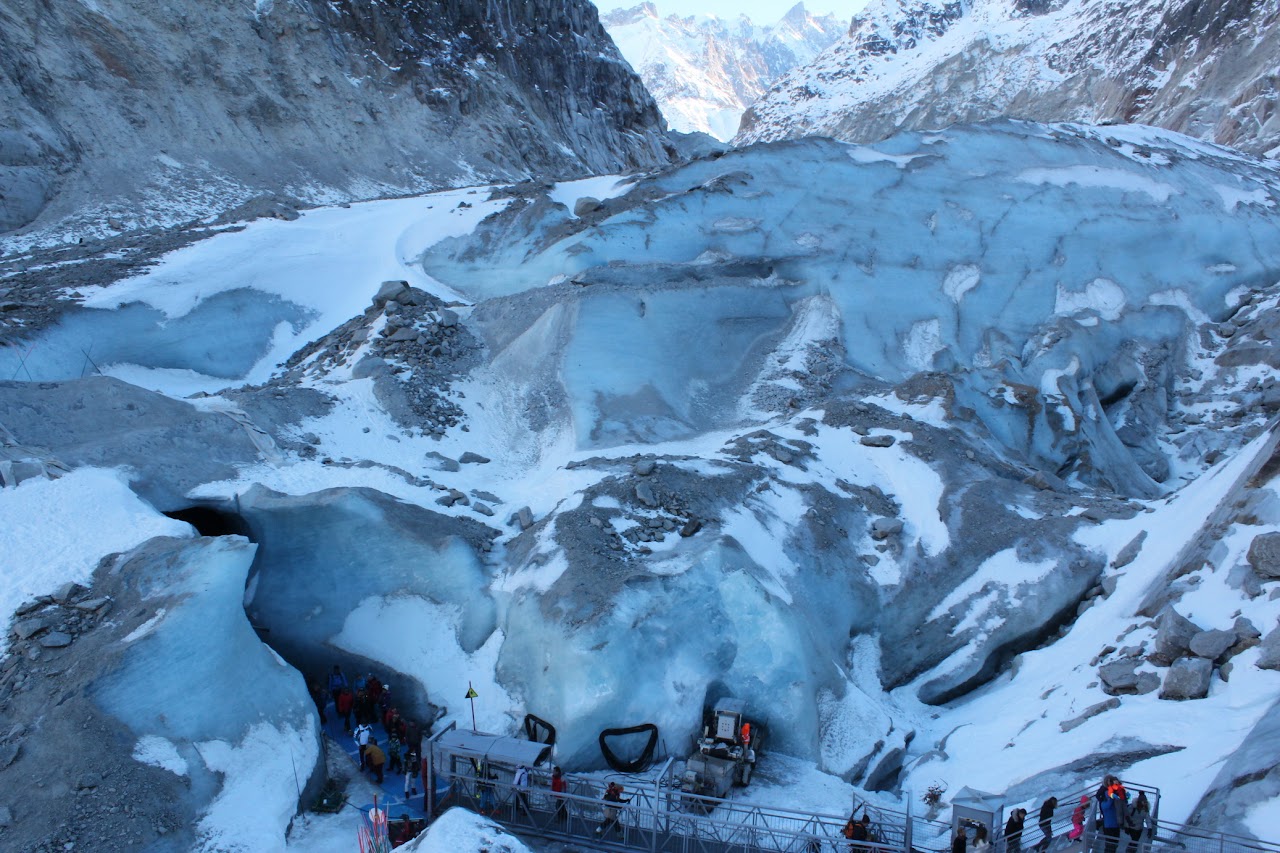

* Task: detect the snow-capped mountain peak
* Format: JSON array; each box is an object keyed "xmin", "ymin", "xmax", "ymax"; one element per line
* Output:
[{"xmin": 603, "ymin": 2, "xmax": 843, "ymax": 141}]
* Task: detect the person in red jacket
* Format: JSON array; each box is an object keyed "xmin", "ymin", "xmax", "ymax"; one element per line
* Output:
[
  {"xmin": 551, "ymin": 766, "xmax": 568, "ymax": 822},
  {"xmin": 335, "ymin": 687, "xmax": 355, "ymax": 733}
]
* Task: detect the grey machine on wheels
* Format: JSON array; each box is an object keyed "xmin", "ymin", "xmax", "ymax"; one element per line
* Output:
[{"xmin": 679, "ymin": 698, "xmax": 765, "ymax": 810}]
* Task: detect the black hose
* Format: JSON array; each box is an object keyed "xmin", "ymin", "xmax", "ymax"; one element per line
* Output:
[
  {"xmin": 523, "ymin": 713, "xmax": 557, "ymax": 745},
  {"xmin": 599, "ymin": 724, "xmax": 659, "ymax": 773}
]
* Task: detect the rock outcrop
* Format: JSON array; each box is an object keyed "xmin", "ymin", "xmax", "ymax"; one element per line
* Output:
[
  {"xmin": 738, "ymin": 0, "xmax": 1280, "ymax": 159},
  {"xmin": 0, "ymin": 0, "xmax": 671, "ymax": 239}
]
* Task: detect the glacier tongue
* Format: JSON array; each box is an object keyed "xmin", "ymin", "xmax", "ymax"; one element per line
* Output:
[{"xmin": 4, "ymin": 120, "xmax": 1280, "ymax": 840}]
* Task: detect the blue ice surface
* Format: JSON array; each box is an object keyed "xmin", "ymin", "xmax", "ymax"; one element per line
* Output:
[
  {"xmin": 0, "ymin": 288, "xmax": 313, "ymax": 382},
  {"xmin": 423, "ymin": 120, "xmax": 1280, "ymax": 491}
]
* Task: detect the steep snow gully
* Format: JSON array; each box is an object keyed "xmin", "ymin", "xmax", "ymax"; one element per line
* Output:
[{"xmin": 4, "ymin": 121, "xmax": 1280, "ymax": 849}]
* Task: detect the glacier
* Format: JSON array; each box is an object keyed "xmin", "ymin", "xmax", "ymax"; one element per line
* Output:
[{"xmin": 3, "ymin": 120, "xmax": 1280, "ymax": 846}]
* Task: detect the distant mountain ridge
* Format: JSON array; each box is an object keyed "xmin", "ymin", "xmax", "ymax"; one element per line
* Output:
[
  {"xmin": 602, "ymin": 2, "xmax": 842, "ymax": 141},
  {"xmin": 737, "ymin": 0, "xmax": 1280, "ymax": 158}
]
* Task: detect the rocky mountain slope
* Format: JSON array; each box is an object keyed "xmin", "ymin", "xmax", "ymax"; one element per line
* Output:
[
  {"xmin": 738, "ymin": 0, "xmax": 1280, "ymax": 158},
  {"xmin": 3, "ymin": 120, "xmax": 1280, "ymax": 847},
  {"xmin": 0, "ymin": 0, "xmax": 671, "ymax": 244},
  {"xmin": 602, "ymin": 2, "xmax": 841, "ymax": 141}
]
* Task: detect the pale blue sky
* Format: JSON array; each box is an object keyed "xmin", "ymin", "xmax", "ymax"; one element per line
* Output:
[{"xmin": 595, "ymin": 0, "xmax": 870, "ymax": 23}]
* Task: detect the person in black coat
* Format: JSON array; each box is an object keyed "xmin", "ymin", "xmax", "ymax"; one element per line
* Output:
[
  {"xmin": 1005, "ymin": 808, "xmax": 1027, "ymax": 853},
  {"xmin": 1034, "ymin": 798, "xmax": 1057, "ymax": 853}
]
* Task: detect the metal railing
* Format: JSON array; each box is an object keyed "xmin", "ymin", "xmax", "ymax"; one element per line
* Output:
[{"xmin": 427, "ymin": 747, "xmax": 914, "ymax": 853}]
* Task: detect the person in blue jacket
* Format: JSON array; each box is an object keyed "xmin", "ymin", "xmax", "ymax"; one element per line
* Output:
[{"xmin": 1095, "ymin": 775, "xmax": 1128, "ymax": 853}]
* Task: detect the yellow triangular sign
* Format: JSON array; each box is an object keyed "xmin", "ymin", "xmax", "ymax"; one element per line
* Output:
[{"xmin": 465, "ymin": 686, "xmax": 479, "ymax": 699}]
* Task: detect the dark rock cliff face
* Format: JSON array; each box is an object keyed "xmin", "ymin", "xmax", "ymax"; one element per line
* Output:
[{"xmin": 0, "ymin": 0, "xmax": 671, "ymax": 239}]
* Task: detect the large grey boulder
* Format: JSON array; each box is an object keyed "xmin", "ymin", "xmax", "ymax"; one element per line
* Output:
[
  {"xmin": 1160, "ymin": 657, "xmax": 1214, "ymax": 700},
  {"xmin": 1189, "ymin": 629, "xmax": 1236, "ymax": 662},
  {"xmin": 1257, "ymin": 626, "xmax": 1280, "ymax": 671},
  {"xmin": 1099, "ymin": 660, "xmax": 1141, "ymax": 695},
  {"xmin": 1247, "ymin": 533, "xmax": 1280, "ymax": 579},
  {"xmin": 1150, "ymin": 606, "xmax": 1203, "ymax": 666}
]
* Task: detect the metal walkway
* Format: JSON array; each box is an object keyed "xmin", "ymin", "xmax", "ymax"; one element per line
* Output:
[{"xmin": 420, "ymin": 729, "xmax": 1279, "ymax": 853}]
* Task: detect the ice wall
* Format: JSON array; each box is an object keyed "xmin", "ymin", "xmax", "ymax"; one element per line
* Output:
[
  {"xmin": 92, "ymin": 535, "xmax": 321, "ymax": 850},
  {"xmin": 430, "ymin": 121, "xmax": 1280, "ymax": 495},
  {"xmin": 237, "ymin": 485, "xmax": 499, "ymax": 720}
]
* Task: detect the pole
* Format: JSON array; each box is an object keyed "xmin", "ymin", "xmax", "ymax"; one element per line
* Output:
[
  {"xmin": 905, "ymin": 792, "xmax": 913, "ymax": 853},
  {"xmin": 468, "ymin": 681, "xmax": 477, "ymax": 731}
]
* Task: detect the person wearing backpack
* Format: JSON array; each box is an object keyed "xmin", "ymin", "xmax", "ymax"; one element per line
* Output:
[
  {"xmin": 1004, "ymin": 808, "xmax": 1027, "ymax": 853},
  {"xmin": 1124, "ymin": 793, "xmax": 1152, "ymax": 853}
]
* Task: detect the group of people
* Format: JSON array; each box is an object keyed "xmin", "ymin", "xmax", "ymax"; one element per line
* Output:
[
  {"xmin": 951, "ymin": 776, "xmax": 1154, "ymax": 853},
  {"xmin": 313, "ymin": 665, "xmax": 428, "ymax": 804}
]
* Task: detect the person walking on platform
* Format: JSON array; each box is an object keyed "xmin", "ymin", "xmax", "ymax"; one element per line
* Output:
[
  {"xmin": 355, "ymin": 722, "xmax": 373, "ymax": 770},
  {"xmin": 335, "ymin": 687, "xmax": 355, "ymax": 733},
  {"xmin": 328, "ymin": 665, "xmax": 348, "ymax": 707},
  {"xmin": 1124, "ymin": 793, "xmax": 1152, "ymax": 853},
  {"xmin": 1034, "ymin": 798, "xmax": 1058, "ymax": 853},
  {"xmin": 365, "ymin": 737, "xmax": 387, "ymax": 784},
  {"xmin": 513, "ymin": 764, "xmax": 531, "ymax": 812},
  {"xmin": 596, "ymin": 782, "xmax": 630, "ymax": 836},
  {"xmin": 551, "ymin": 766, "xmax": 568, "ymax": 822},
  {"xmin": 1096, "ymin": 776, "xmax": 1128, "ymax": 853}
]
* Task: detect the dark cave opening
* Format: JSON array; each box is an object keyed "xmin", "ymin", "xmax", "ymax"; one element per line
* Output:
[{"xmin": 163, "ymin": 505, "xmax": 255, "ymax": 540}]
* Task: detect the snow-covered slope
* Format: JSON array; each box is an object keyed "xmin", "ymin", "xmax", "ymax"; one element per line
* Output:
[
  {"xmin": 4, "ymin": 121, "xmax": 1280, "ymax": 846},
  {"xmin": 603, "ymin": 2, "xmax": 842, "ymax": 141},
  {"xmin": 0, "ymin": 0, "xmax": 671, "ymax": 244},
  {"xmin": 738, "ymin": 0, "xmax": 1280, "ymax": 159}
]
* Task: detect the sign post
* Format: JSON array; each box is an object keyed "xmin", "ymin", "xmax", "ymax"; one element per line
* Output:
[{"xmin": 465, "ymin": 682, "xmax": 479, "ymax": 732}]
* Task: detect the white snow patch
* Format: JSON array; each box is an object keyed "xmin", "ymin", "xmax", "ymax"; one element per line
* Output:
[
  {"xmin": 903, "ymin": 318, "xmax": 944, "ymax": 372},
  {"xmin": 1213, "ymin": 184, "xmax": 1273, "ymax": 213},
  {"xmin": 133, "ymin": 736, "xmax": 189, "ymax": 776},
  {"xmin": 1055, "ymin": 278, "xmax": 1126, "ymax": 321},
  {"xmin": 195, "ymin": 722, "xmax": 318, "ymax": 852},
  {"xmin": 549, "ymin": 174, "xmax": 632, "ymax": 217},
  {"xmin": 942, "ymin": 264, "xmax": 981, "ymax": 303},
  {"xmin": 0, "ymin": 468, "xmax": 193, "ymax": 652},
  {"xmin": 1018, "ymin": 166, "xmax": 1175, "ymax": 203}
]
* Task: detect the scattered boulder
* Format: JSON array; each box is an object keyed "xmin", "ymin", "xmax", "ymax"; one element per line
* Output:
[
  {"xmin": 1111, "ymin": 532, "xmax": 1147, "ymax": 569},
  {"xmin": 472, "ymin": 503, "xmax": 494, "ymax": 517},
  {"xmin": 870, "ymin": 517, "xmax": 904, "ymax": 539},
  {"xmin": 1189, "ymin": 629, "xmax": 1236, "ymax": 662},
  {"xmin": 1247, "ymin": 532, "xmax": 1280, "ymax": 578},
  {"xmin": 386, "ymin": 326, "xmax": 419, "ymax": 342},
  {"xmin": 633, "ymin": 459, "xmax": 656, "ymax": 477},
  {"xmin": 374, "ymin": 280, "xmax": 410, "ymax": 307},
  {"xmin": 12, "ymin": 617, "xmax": 51, "ymax": 641},
  {"xmin": 1160, "ymin": 657, "xmax": 1213, "ymax": 700},
  {"xmin": 636, "ymin": 482, "xmax": 658, "ymax": 508},
  {"xmin": 1149, "ymin": 606, "xmax": 1203, "ymax": 666},
  {"xmin": 459, "ymin": 452, "xmax": 490, "ymax": 465},
  {"xmin": 351, "ymin": 356, "xmax": 391, "ymax": 380},
  {"xmin": 1134, "ymin": 672, "xmax": 1160, "ymax": 695},
  {"xmin": 1098, "ymin": 659, "xmax": 1141, "ymax": 695},
  {"xmin": 38, "ymin": 632, "xmax": 72, "ymax": 649},
  {"xmin": 1257, "ymin": 626, "xmax": 1280, "ymax": 671},
  {"xmin": 1061, "ymin": 697, "xmax": 1120, "ymax": 732},
  {"xmin": 679, "ymin": 518, "xmax": 702, "ymax": 537},
  {"xmin": 573, "ymin": 196, "xmax": 602, "ymax": 217},
  {"xmin": 439, "ymin": 309, "xmax": 460, "ymax": 328},
  {"xmin": 860, "ymin": 434, "xmax": 896, "ymax": 448},
  {"xmin": 515, "ymin": 506, "xmax": 534, "ymax": 531}
]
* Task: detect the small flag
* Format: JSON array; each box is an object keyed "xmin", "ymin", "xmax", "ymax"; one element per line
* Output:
[{"xmin": 465, "ymin": 686, "xmax": 479, "ymax": 699}]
